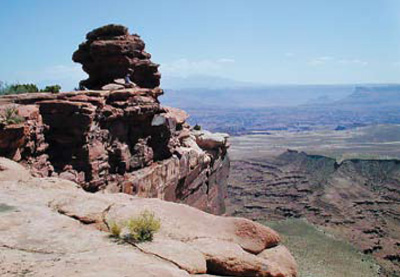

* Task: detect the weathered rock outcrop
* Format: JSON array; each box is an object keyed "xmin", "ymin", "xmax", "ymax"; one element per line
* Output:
[
  {"xmin": 0, "ymin": 158, "xmax": 297, "ymax": 276},
  {"xmin": 0, "ymin": 25, "xmax": 230, "ymax": 214},
  {"xmin": 0, "ymin": 25, "xmax": 298, "ymax": 276},
  {"xmin": 72, "ymin": 24, "xmax": 160, "ymax": 89},
  {"xmin": 0, "ymin": 89, "xmax": 229, "ymax": 214}
]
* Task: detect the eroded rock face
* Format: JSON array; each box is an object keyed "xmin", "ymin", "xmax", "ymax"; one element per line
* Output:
[
  {"xmin": 0, "ymin": 90, "xmax": 229, "ymax": 214},
  {"xmin": 72, "ymin": 24, "xmax": 161, "ymax": 89},
  {"xmin": 228, "ymin": 150, "xmax": 400, "ymax": 275},
  {"xmin": 0, "ymin": 158, "xmax": 297, "ymax": 277},
  {"xmin": 0, "ymin": 25, "xmax": 230, "ymax": 214}
]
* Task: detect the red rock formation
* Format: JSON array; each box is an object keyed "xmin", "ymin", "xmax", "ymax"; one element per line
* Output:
[
  {"xmin": 0, "ymin": 89, "xmax": 229, "ymax": 214},
  {"xmin": 0, "ymin": 25, "xmax": 230, "ymax": 214},
  {"xmin": 72, "ymin": 24, "xmax": 160, "ymax": 89}
]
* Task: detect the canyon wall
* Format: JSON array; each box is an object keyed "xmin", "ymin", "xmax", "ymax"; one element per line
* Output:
[{"xmin": 228, "ymin": 150, "xmax": 400, "ymax": 275}]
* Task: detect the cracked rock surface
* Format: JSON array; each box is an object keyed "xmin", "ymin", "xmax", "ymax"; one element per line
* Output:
[{"xmin": 0, "ymin": 158, "xmax": 297, "ymax": 276}]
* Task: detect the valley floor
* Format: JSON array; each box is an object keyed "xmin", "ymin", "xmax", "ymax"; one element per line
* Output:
[
  {"xmin": 227, "ymin": 125, "xmax": 400, "ymax": 276},
  {"xmin": 265, "ymin": 219, "xmax": 380, "ymax": 277}
]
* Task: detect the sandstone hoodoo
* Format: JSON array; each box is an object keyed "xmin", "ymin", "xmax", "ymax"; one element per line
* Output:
[
  {"xmin": 0, "ymin": 25, "xmax": 229, "ymax": 214},
  {"xmin": 72, "ymin": 24, "xmax": 161, "ymax": 90}
]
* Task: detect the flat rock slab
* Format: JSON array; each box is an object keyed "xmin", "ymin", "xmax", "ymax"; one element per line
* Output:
[{"xmin": 0, "ymin": 158, "xmax": 297, "ymax": 277}]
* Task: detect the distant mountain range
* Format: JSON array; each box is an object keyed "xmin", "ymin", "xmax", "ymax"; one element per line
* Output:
[
  {"xmin": 160, "ymin": 79, "xmax": 400, "ymax": 134},
  {"xmin": 161, "ymin": 77, "xmax": 357, "ymax": 109},
  {"xmin": 161, "ymin": 77, "xmax": 400, "ymax": 111},
  {"xmin": 333, "ymin": 85, "xmax": 400, "ymax": 108},
  {"xmin": 161, "ymin": 75, "xmax": 252, "ymax": 90}
]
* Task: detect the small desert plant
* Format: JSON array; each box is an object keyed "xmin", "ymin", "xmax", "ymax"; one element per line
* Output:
[
  {"xmin": 109, "ymin": 221, "xmax": 122, "ymax": 238},
  {"xmin": 108, "ymin": 210, "xmax": 161, "ymax": 243},
  {"xmin": 0, "ymin": 107, "xmax": 24, "ymax": 125},
  {"xmin": 125, "ymin": 210, "xmax": 161, "ymax": 242},
  {"xmin": 193, "ymin": 124, "xmax": 202, "ymax": 131}
]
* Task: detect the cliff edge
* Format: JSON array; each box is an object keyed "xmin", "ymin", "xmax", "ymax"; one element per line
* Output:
[
  {"xmin": 0, "ymin": 157, "xmax": 297, "ymax": 276},
  {"xmin": 0, "ymin": 25, "xmax": 229, "ymax": 214},
  {"xmin": 0, "ymin": 24, "xmax": 298, "ymax": 277}
]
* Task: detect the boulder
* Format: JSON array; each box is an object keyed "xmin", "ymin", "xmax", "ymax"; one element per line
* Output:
[
  {"xmin": 258, "ymin": 245, "xmax": 298, "ymax": 277},
  {"xmin": 163, "ymin": 106, "xmax": 189, "ymax": 125},
  {"xmin": 194, "ymin": 130, "xmax": 229, "ymax": 150},
  {"xmin": 101, "ymin": 83, "xmax": 125, "ymax": 90},
  {"xmin": 189, "ymin": 238, "xmax": 269, "ymax": 276}
]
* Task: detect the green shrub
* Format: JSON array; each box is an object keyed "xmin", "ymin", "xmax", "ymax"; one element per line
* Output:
[
  {"xmin": 0, "ymin": 82, "xmax": 62, "ymax": 95},
  {"xmin": 0, "ymin": 82, "xmax": 39, "ymax": 95},
  {"xmin": 108, "ymin": 210, "xmax": 161, "ymax": 243},
  {"xmin": 9, "ymin": 83, "xmax": 38, "ymax": 94},
  {"xmin": 109, "ymin": 221, "xmax": 122, "ymax": 238},
  {"xmin": 193, "ymin": 124, "xmax": 202, "ymax": 131},
  {"xmin": 125, "ymin": 210, "xmax": 161, "ymax": 242},
  {"xmin": 0, "ymin": 107, "xmax": 24, "ymax": 125},
  {"xmin": 40, "ymin": 85, "xmax": 61, "ymax": 93}
]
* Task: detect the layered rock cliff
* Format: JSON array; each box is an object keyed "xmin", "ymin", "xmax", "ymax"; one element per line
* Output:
[
  {"xmin": 228, "ymin": 150, "xmax": 400, "ymax": 275},
  {"xmin": 0, "ymin": 89, "xmax": 229, "ymax": 214},
  {"xmin": 0, "ymin": 25, "xmax": 229, "ymax": 214}
]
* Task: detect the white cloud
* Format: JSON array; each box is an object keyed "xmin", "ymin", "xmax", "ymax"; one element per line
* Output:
[
  {"xmin": 308, "ymin": 56, "xmax": 335, "ymax": 66},
  {"xmin": 308, "ymin": 56, "xmax": 368, "ymax": 67},
  {"xmin": 217, "ymin": 58, "xmax": 236, "ymax": 64},
  {"xmin": 337, "ymin": 59, "xmax": 368, "ymax": 66},
  {"xmin": 319, "ymin": 56, "xmax": 335, "ymax": 61},
  {"xmin": 160, "ymin": 58, "xmax": 235, "ymax": 77}
]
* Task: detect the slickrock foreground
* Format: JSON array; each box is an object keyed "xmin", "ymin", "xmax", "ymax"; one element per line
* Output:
[{"xmin": 0, "ymin": 158, "xmax": 297, "ymax": 276}]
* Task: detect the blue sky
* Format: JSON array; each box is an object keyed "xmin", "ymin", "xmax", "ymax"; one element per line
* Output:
[{"xmin": 1, "ymin": 0, "xmax": 400, "ymax": 89}]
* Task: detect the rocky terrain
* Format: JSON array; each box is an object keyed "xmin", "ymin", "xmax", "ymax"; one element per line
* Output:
[
  {"xmin": 0, "ymin": 23, "xmax": 299, "ymax": 276},
  {"xmin": 0, "ymin": 25, "xmax": 229, "ymax": 214},
  {"xmin": 0, "ymin": 157, "xmax": 297, "ymax": 276},
  {"xmin": 227, "ymin": 150, "xmax": 400, "ymax": 276}
]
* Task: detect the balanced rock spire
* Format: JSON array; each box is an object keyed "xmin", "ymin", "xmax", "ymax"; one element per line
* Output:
[{"xmin": 73, "ymin": 24, "xmax": 161, "ymax": 89}]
